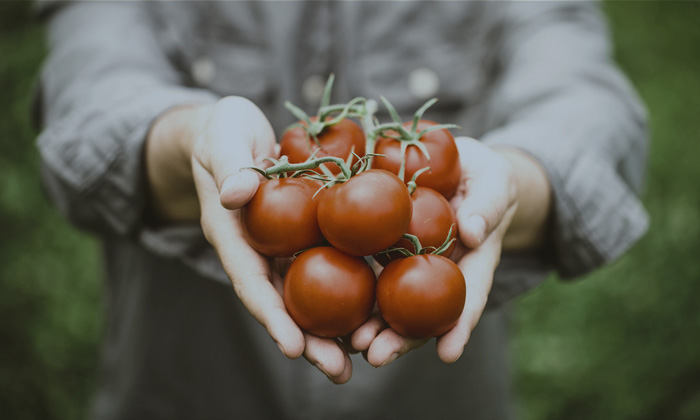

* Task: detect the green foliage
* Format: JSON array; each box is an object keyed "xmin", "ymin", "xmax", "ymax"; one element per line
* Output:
[
  {"xmin": 0, "ymin": 1, "xmax": 698, "ymax": 420},
  {"xmin": 0, "ymin": 2, "xmax": 101, "ymax": 419},
  {"xmin": 513, "ymin": 2, "xmax": 700, "ymax": 420}
]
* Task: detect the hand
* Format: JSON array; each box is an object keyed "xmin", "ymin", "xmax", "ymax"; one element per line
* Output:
[
  {"xmin": 147, "ymin": 97, "xmax": 353, "ymax": 384},
  {"xmin": 351, "ymin": 136, "xmax": 551, "ymax": 366}
]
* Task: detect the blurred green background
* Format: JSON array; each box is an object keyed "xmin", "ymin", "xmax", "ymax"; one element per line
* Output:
[{"xmin": 1, "ymin": 2, "xmax": 699, "ymax": 419}]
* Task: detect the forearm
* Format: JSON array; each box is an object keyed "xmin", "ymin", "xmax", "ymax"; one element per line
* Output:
[{"xmin": 494, "ymin": 146, "xmax": 552, "ymax": 252}]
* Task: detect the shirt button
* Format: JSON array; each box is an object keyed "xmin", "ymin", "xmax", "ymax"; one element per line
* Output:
[
  {"xmin": 191, "ymin": 56, "xmax": 216, "ymax": 86},
  {"xmin": 408, "ymin": 67, "xmax": 440, "ymax": 99},
  {"xmin": 302, "ymin": 74, "xmax": 326, "ymax": 105}
]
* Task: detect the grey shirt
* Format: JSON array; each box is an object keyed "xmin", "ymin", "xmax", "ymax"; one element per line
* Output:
[{"xmin": 36, "ymin": 2, "xmax": 649, "ymax": 419}]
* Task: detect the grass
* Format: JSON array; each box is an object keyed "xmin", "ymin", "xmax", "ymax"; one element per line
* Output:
[
  {"xmin": 0, "ymin": 3, "xmax": 101, "ymax": 419},
  {"xmin": 0, "ymin": 2, "xmax": 699, "ymax": 419},
  {"xmin": 513, "ymin": 2, "xmax": 700, "ymax": 420}
]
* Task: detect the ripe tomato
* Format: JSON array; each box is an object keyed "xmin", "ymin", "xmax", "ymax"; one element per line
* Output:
[
  {"xmin": 279, "ymin": 117, "xmax": 365, "ymax": 175},
  {"xmin": 373, "ymin": 120, "xmax": 461, "ymax": 199},
  {"xmin": 374, "ymin": 186, "xmax": 457, "ymax": 266},
  {"xmin": 284, "ymin": 247, "xmax": 376, "ymax": 338},
  {"xmin": 377, "ymin": 254, "xmax": 466, "ymax": 339},
  {"xmin": 317, "ymin": 169, "xmax": 412, "ymax": 257},
  {"xmin": 241, "ymin": 177, "xmax": 324, "ymax": 258}
]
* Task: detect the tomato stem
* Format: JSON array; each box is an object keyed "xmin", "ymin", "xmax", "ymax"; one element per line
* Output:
[
  {"xmin": 431, "ymin": 225, "xmax": 457, "ymax": 256},
  {"xmin": 402, "ymin": 233, "xmax": 423, "ymax": 255},
  {"xmin": 372, "ymin": 97, "xmax": 462, "ymax": 183},
  {"xmin": 396, "ymin": 225, "xmax": 456, "ymax": 257},
  {"xmin": 407, "ymin": 167, "xmax": 431, "ymax": 195},
  {"xmin": 360, "ymin": 99, "xmax": 379, "ymax": 169},
  {"xmin": 263, "ymin": 155, "xmax": 352, "ymax": 180}
]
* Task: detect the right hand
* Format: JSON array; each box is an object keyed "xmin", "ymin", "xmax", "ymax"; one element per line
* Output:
[{"xmin": 146, "ymin": 96, "xmax": 353, "ymax": 384}]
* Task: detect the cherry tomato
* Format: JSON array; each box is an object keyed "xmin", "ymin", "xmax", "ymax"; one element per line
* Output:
[
  {"xmin": 284, "ymin": 247, "xmax": 376, "ymax": 338},
  {"xmin": 375, "ymin": 186, "xmax": 457, "ymax": 266},
  {"xmin": 317, "ymin": 169, "xmax": 412, "ymax": 257},
  {"xmin": 241, "ymin": 177, "xmax": 324, "ymax": 258},
  {"xmin": 373, "ymin": 120, "xmax": 461, "ymax": 199},
  {"xmin": 280, "ymin": 117, "xmax": 365, "ymax": 175},
  {"xmin": 377, "ymin": 254, "xmax": 466, "ymax": 339}
]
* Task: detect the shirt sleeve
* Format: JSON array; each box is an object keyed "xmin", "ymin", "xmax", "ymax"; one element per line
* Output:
[
  {"xmin": 36, "ymin": 1, "xmax": 219, "ymax": 236},
  {"xmin": 480, "ymin": 3, "xmax": 649, "ymax": 295}
]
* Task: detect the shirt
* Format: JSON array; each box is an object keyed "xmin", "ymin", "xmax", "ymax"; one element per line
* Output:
[{"xmin": 35, "ymin": 2, "xmax": 649, "ymax": 419}]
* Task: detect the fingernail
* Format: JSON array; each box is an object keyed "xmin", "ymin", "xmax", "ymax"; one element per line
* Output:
[
  {"xmin": 222, "ymin": 171, "xmax": 252, "ymax": 193},
  {"xmin": 379, "ymin": 353, "xmax": 400, "ymax": 367},
  {"xmin": 220, "ymin": 172, "xmax": 258, "ymax": 208},
  {"xmin": 466, "ymin": 214, "xmax": 486, "ymax": 245}
]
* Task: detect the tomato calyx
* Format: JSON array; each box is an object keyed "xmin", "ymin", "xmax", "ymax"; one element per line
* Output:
[
  {"xmin": 379, "ymin": 226, "xmax": 456, "ymax": 259},
  {"xmin": 242, "ymin": 155, "xmax": 334, "ymax": 181},
  {"xmin": 284, "ymin": 74, "xmax": 370, "ymax": 146},
  {"xmin": 253, "ymin": 151, "xmax": 388, "ymax": 194},
  {"xmin": 406, "ymin": 166, "xmax": 431, "ymax": 195},
  {"xmin": 372, "ymin": 97, "xmax": 460, "ymax": 182}
]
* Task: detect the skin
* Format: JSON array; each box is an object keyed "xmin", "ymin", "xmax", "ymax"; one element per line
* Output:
[{"xmin": 146, "ymin": 97, "xmax": 551, "ymax": 383}]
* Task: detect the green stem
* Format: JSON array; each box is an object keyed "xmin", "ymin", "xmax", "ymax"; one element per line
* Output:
[
  {"xmin": 407, "ymin": 166, "xmax": 431, "ymax": 195},
  {"xmin": 263, "ymin": 155, "xmax": 352, "ymax": 180},
  {"xmin": 360, "ymin": 99, "xmax": 379, "ymax": 169},
  {"xmin": 431, "ymin": 225, "xmax": 457, "ymax": 256},
  {"xmin": 402, "ymin": 233, "xmax": 423, "ymax": 255}
]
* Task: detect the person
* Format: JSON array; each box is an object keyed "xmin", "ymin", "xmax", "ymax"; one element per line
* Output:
[{"xmin": 35, "ymin": 1, "xmax": 649, "ymax": 419}]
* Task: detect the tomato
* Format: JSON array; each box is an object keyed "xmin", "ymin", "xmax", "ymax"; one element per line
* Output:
[
  {"xmin": 373, "ymin": 120, "xmax": 461, "ymax": 199},
  {"xmin": 374, "ymin": 186, "xmax": 457, "ymax": 266},
  {"xmin": 377, "ymin": 254, "xmax": 466, "ymax": 339},
  {"xmin": 241, "ymin": 177, "xmax": 324, "ymax": 258},
  {"xmin": 317, "ymin": 169, "xmax": 412, "ymax": 257},
  {"xmin": 284, "ymin": 247, "xmax": 376, "ymax": 338},
  {"xmin": 279, "ymin": 117, "xmax": 365, "ymax": 175}
]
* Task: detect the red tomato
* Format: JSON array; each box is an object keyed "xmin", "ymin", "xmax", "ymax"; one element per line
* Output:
[
  {"xmin": 374, "ymin": 186, "xmax": 457, "ymax": 266},
  {"xmin": 373, "ymin": 120, "xmax": 461, "ymax": 199},
  {"xmin": 241, "ymin": 177, "xmax": 324, "ymax": 258},
  {"xmin": 284, "ymin": 247, "xmax": 376, "ymax": 338},
  {"xmin": 279, "ymin": 117, "xmax": 365, "ymax": 174},
  {"xmin": 377, "ymin": 254, "xmax": 466, "ymax": 339},
  {"xmin": 317, "ymin": 169, "xmax": 412, "ymax": 257}
]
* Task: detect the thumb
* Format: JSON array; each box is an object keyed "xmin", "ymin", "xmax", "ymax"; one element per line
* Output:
[
  {"xmin": 196, "ymin": 97, "xmax": 277, "ymax": 210},
  {"xmin": 454, "ymin": 143, "xmax": 516, "ymax": 249}
]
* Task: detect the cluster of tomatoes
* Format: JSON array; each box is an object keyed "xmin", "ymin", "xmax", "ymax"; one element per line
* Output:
[{"xmin": 241, "ymin": 76, "xmax": 466, "ymax": 340}]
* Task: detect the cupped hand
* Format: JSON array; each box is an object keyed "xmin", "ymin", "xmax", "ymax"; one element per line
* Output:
[
  {"xmin": 148, "ymin": 96, "xmax": 354, "ymax": 383},
  {"xmin": 351, "ymin": 136, "xmax": 519, "ymax": 366}
]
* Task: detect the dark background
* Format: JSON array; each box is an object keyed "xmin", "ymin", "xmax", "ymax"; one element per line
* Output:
[{"xmin": 1, "ymin": 2, "xmax": 699, "ymax": 419}]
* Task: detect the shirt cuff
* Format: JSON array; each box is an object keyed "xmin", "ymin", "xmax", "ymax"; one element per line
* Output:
[
  {"xmin": 481, "ymin": 122, "xmax": 650, "ymax": 281},
  {"xmin": 38, "ymin": 87, "xmax": 219, "ymax": 235}
]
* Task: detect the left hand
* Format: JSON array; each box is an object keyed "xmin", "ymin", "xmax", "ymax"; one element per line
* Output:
[{"xmin": 351, "ymin": 136, "xmax": 520, "ymax": 366}]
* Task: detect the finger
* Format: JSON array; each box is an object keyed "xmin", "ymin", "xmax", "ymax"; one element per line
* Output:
[
  {"xmin": 269, "ymin": 269, "xmax": 285, "ymax": 296},
  {"xmin": 453, "ymin": 137, "xmax": 516, "ymax": 248},
  {"xmin": 197, "ymin": 97, "xmax": 276, "ymax": 210},
  {"xmin": 436, "ymin": 231, "xmax": 504, "ymax": 363},
  {"xmin": 350, "ymin": 313, "xmax": 387, "ymax": 352},
  {"xmin": 366, "ymin": 328, "xmax": 428, "ymax": 367},
  {"xmin": 304, "ymin": 334, "xmax": 353, "ymax": 384},
  {"xmin": 193, "ymin": 158, "xmax": 305, "ymax": 359},
  {"xmin": 339, "ymin": 335, "xmax": 360, "ymax": 355}
]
